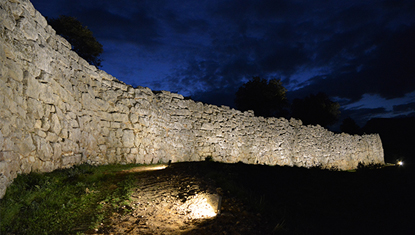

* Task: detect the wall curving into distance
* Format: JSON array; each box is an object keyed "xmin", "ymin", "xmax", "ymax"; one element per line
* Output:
[{"xmin": 0, "ymin": 0, "xmax": 384, "ymax": 198}]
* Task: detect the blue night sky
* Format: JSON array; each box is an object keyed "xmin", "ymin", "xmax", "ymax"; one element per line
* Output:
[{"xmin": 30, "ymin": 0, "xmax": 415, "ymax": 127}]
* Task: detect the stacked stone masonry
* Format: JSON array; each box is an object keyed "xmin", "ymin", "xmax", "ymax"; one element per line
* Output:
[{"xmin": 0, "ymin": 0, "xmax": 384, "ymax": 198}]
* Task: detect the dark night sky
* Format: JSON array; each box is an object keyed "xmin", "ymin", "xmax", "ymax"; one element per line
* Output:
[{"xmin": 30, "ymin": 0, "xmax": 415, "ymax": 127}]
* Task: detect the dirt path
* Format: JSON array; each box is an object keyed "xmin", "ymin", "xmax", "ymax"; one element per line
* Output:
[{"xmin": 89, "ymin": 163, "xmax": 269, "ymax": 234}]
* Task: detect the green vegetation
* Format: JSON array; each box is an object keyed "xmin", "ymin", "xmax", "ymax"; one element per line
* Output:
[
  {"xmin": 48, "ymin": 15, "xmax": 103, "ymax": 67},
  {"xmin": 0, "ymin": 164, "xmax": 140, "ymax": 234},
  {"xmin": 235, "ymin": 76, "xmax": 289, "ymax": 118},
  {"xmin": 234, "ymin": 77, "xmax": 341, "ymax": 127}
]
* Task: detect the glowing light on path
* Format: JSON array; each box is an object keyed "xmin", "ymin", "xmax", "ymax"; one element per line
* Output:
[
  {"xmin": 397, "ymin": 161, "xmax": 403, "ymax": 166},
  {"xmin": 179, "ymin": 194, "xmax": 218, "ymax": 219},
  {"xmin": 120, "ymin": 164, "xmax": 168, "ymax": 173}
]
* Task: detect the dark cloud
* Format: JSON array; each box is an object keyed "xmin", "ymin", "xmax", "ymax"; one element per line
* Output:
[
  {"xmin": 79, "ymin": 8, "xmax": 161, "ymax": 47},
  {"xmin": 33, "ymin": 0, "xmax": 162, "ymax": 47},
  {"xmin": 393, "ymin": 102, "xmax": 415, "ymax": 113},
  {"xmin": 31, "ymin": 0, "xmax": 415, "ymax": 125},
  {"xmin": 161, "ymin": 10, "xmax": 209, "ymax": 35},
  {"xmin": 339, "ymin": 107, "xmax": 389, "ymax": 128},
  {"xmin": 291, "ymin": 24, "xmax": 415, "ymax": 104},
  {"xmin": 259, "ymin": 43, "xmax": 308, "ymax": 74}
]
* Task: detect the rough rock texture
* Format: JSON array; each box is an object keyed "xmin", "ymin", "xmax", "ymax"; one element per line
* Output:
[{"xmin": 0, "ymin": 0, "xmax": 384, "ymax": 198}]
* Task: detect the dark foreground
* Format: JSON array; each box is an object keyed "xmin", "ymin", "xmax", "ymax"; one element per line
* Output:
[
  {"xmin": 99, "ymin": 161, "xmax": 414, "ymax": 234},
  {"xmin": 1, "ymin": 161, "xmax": 414, "ymax": 234}
]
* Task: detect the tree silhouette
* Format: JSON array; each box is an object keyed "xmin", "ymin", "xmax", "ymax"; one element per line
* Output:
[
  {"xmin": 291, "ymin": 92, "xmax": 340, "ymax": 127},
  {"xmin": 48, "ymin": 15, "xmax": 103, "ymax": 67},
  {"xmin": 235, "ymin": 76, "xmax": 288, "ymax": 117},
  {"xmin": 340, "ymin": 117, "xmax": 361, "ymax": 134}
]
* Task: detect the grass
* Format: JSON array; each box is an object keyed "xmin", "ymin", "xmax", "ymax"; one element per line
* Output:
[{"xmin": 0, "ymin": 163, "xmax": 141, "ymax": 234}]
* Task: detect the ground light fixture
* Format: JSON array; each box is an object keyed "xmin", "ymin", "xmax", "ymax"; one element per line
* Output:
[{"xmin": 397, "ymin": 161, "xmax": 404, "ymax": 166}]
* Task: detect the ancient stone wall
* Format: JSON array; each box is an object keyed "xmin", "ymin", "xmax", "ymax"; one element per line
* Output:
[{"xmin": 0, "ymin": 0, "xmax": 384, "ymax": 198}]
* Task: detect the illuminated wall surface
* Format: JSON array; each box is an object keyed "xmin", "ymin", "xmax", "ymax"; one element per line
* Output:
[{"xmin": 0, "ymin": 0, "xmax": 384, "ymax": 198}]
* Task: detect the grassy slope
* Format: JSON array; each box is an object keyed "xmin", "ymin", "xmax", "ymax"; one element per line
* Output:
[{"xmin": 0, "ymin": 164, "xmax": 139, "ymax": 234}]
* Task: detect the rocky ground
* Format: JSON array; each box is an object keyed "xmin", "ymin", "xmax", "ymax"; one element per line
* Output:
[{"xmin": 87, "ymin": 162, "xmax": 270, "ymax": 235}]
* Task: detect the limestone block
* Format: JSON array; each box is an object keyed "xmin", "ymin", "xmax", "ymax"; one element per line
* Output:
[
  {"xmin": 61, "ymin": 138, "xmax": 79, "ymax": 155},
  {"xmin": 33, "ymin": 43, "xmax": 53, "ymax": 73},
  {"xmin": 114, "ymin": 102, "xmax": 129, "ymax": 113},
  {"xmin": 113, "ymin": 81, "xmax": 128, "ymax": 91},
  {"xmin": 33, "ymin": 136, "xmax": 53, "ymax": 161},
  {"xmin": 69, "ymin": 128, "xmax": 81, "ymax": 141},
  {"xmin": 97, "ymin": 111, "xmax": 112, "ymax": 121},
  {"xmin": 130, "ymin": 148, "xmax": 138, "ymax": 154},
  {"xmin": 78, "ymin": 115, "xmax": 92, "ymax": 130},
  {"xmin": 34, "ymin": 11, "xmax": 48, "ymax": 28},
  {"xmin": 17, "ymin": 17, "xmax": 38, "ymax": 41},
  {"xmin": 98, "ymin": 144, "xmax": 107, "ymax": 153},
  {"xmin": 0, "ymin": 162, "xmax": 9, "ymax": 183},
  {"xmin": 96, "ymin": 134, "xmax": 106, "ymax": 145},
  {"xmin": 46, "ymin": 132, "xmax": 59, "ymax": 142},
  {"xmin": 16, "ymin": 134, "xmax": 36, "ymax": 156},
  {"xmin": 55, "ymin": 34, "xmax": 71, "ymax": 49},
  {"xmin": 113, "ymin": 113, "xmax": 129, "ymax": 122},
  {"xmin": 119, "ymin": 121, "xmax": 133, "ymax": 130},
  {"xmin": 67, "ymin": 118, "xmax": 79, "ymax": 128},
  {"xmin": 95, "ymin": 98, "xmax": 110, "ymax": 111},
  {"xmin": 0, "ymin": 6, "xmax": 16, "ymax": 31},
  {"xmin": 4, "ymin": 97, "xmax": 18, "ymax": 115},
  {"xmin": 42, "ymin": 161, "xmax": 55, "ymax": 172},
  {"xmin": 59, "ymin": 128, "xmax": 68, "ymax": 139},
  {"xmin": 98, "ymin": 120, "xmax": 110, "ymax": 128},
  {"xmin": 0, "ymin": 130, "xmax": 4, "ymax": 149},
  {"xmin": 26, "ymin": 75, "xmax": 43, "ymax": 99},
  {"xmin": 102, "ymin": 89, "xmax": 119, "ymax": 104},
  {"xmin": 125, "ymin": 154, "xmax": 136, "ymax": 163},
  {"xmin": 19, "ymin": 157, "xmax": 33, "ymax": 174},
  {"xmin": 174, "ymin": 109, "xmax": 191, "ymax": 116},
  {"xmin": 102, "ymin": 79, "xmax": 112, "ymax": 87},
  {"xmin": 129, "ymin": 113, "xmax": 139, "ymax": 123},
  {"xmin": 40, "ymin": 117, "xmax": 51, "ymax": 131},
  {"xmin": 65, "ymin": 111, "xmax": 76, "ymax": 120},
  {"xmin": 50, "ymin": 113, "xmax": 62, "ymax": 135},
  {"xmin": 82, "ymin": 131, "xmax": 98, "ymax": 151},
  {"xmin": 5, "ymin": 59, "xmax": 23, "ymax": 82},
  {"xmin": 201, "ymin": 123, "xmax": 214, "ymax": 131},
  {"xmin": 81, "ymin": 92, "xmax": 99, "ymax": 111},
  {"xmin": 98, "ymin": 70, "xmax": 114, "ymax": 81},
  {"xmin": 105, "ymin": 132, "xmax": 120, "ymax": 148},
  {"xmin": 111, "ymin": 122, "xmax": 121, "ymax": 129},
  {"xmin": 0, "ymin": 151, "xmax": 16, "ymax": 163},
  {"xmin": 46, "ymin": 34, "xmax": 59, "ymax": 51},
  {"xmin": 134, "ymin": 89, "xmax": 151, "ymax": 100},
  {"xmin": 122, "ymin": 130, "xmax": 135, "ymax": 148},
  {"xmin": 52, "ymin": 81, "xmax": 74, "ymax": 104},
  {"xmin": 20, "ymin": 0, "xmax": 36, "ymax": 17},
  {"xmin": 62, "ymin": 155, "xmax": 75, "ymax": 166},
  {"xmin": 51, "ymin": 143, "xmax": 62, "ymax": 162}
]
